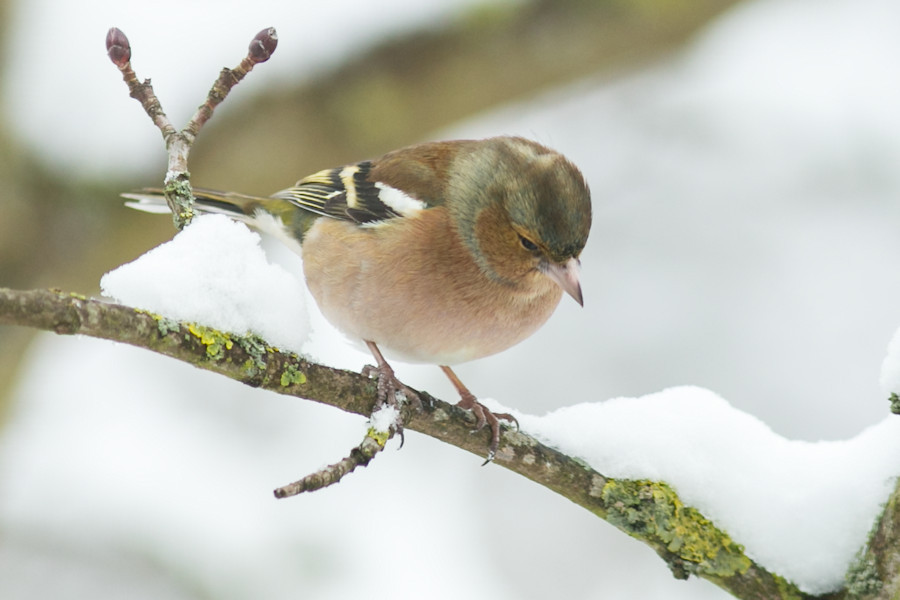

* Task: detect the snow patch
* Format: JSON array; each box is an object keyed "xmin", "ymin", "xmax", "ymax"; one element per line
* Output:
[{"xmin": 101, "ymin": 214, "xmax": 309, "ymax": 354}]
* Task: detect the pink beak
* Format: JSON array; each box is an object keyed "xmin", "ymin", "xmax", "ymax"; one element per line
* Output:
[{"xmin": 541, "ymin": 257, "xmax": 583, "ymax": 306}]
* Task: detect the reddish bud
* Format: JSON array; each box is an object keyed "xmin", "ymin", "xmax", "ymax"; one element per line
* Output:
[
  {"xmin": 106, "ymin": 27, "xmax": 131, "ymax": 67},
  {"xmin": 248, "ymin": 27, "xmax": 278, "ymax": 63}
]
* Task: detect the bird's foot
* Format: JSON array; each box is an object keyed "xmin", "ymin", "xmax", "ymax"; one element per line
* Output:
[
  {"xmin": 362, "ymin": 341, "xmax": 421, "ymax": 409},
  {"xmin": 361, "ymin": 362, "xmax": 421, "ymax": 408},
  {"xmin": 456, "ymin": 392, "xmax": 519, "ymax": 465},
  {"xmin": 361, "ymin": 361, "xmax": 421, "ymax": 448}
]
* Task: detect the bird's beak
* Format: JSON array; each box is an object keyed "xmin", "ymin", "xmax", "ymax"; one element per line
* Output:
[{"xmin": 541, "ymin": 257, "xmax": 583, "ymax": 306}]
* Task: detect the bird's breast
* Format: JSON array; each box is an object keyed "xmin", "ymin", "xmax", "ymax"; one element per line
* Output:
[{"xmin": 301, "ymin": 210, "xmax": 563, "ymax": 365}]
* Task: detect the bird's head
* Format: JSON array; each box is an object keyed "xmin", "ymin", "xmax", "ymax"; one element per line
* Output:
[{"xmin": 450, "ymin": 137, "xmax": 592, "ymax": 305}]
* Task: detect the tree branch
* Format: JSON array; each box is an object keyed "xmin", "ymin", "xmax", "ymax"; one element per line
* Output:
[
  {"xmin": 0, "ymin": 286, "xmax": 851, "ymax": 600},
  {"xmin": 843, "ymin": 477, "xmax": 900, "ymax": 599}
]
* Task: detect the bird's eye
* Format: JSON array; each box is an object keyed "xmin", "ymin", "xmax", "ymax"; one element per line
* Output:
[{"xmin": 519, "ymin": 235, "xmax": 538, "ymax": 252}]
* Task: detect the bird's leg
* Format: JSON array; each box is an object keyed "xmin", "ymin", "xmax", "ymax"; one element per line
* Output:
[
  {"xmin": 440, "ymin": 365, "xmax": 519, "ymax": 464},
  {"xmin": 362, "ymin": 342, "xmax": 422, "ymax": 447}
]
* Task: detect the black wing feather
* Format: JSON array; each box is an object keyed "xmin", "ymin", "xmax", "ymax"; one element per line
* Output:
[{"xmin": 272, "ymin": 161, "xmax": 407, "ymax": 225}]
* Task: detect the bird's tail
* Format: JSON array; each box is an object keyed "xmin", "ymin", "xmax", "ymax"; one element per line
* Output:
[
  {"xmin": 123, "ymin": 188, "xmax": 309, "ymax": 250},
  {"xmin": 123, "ymin": 187, "xmax": 278, "ymax": 221}
]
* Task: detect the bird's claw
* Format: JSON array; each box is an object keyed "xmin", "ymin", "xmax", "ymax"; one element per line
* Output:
[
  {"xmin": 361, "ymin": 362, "xmax": 422, "ymax": 448},
  {"xmin": 362, "ymin": 363, "xmax": 422, "ymax": 409},
  {"xmin": 456, "ymin": 393, "xmax": 517, "ymax": 465}
]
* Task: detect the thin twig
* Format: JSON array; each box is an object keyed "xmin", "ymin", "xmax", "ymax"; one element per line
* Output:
[
  {"xmin": 105, "ymin": 28, "xmax": 177, "ymax": 139},
  {"xmin": 105, "ymin": 26, "xmax": 278, "ymax": 230},
  {"xmin": 275, "ymin": 404, "xmax": 402, "ymax": 497},
  {"xmin": 183, "ymin": 27, "xmax": 278, "ymax": 141},
  {"xmin": 274, "ymin": 430, "xmax": 390, "ymax": 498}
]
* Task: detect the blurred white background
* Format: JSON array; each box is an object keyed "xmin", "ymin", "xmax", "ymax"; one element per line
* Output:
[{"xmin": 2, "ymin": 0, "xmax": 900, "ymax": 598}]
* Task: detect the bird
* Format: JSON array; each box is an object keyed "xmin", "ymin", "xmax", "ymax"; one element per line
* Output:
[{"xmin": 124, "ymin": 136, "xmax": 592, "ymax": 462}]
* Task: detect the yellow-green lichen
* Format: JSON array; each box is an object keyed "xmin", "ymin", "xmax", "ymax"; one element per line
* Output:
[
  {"xmin": 187, "ymin": 323, "xmax": 233, "ymax": 361},
  {"xmin": 601, "ymin": 479, "xmax": 751, "ymax": 580},
  {"xmin": 769, "ymin": 573, "xmax": 803, "ymax": 600},
  {"xmin": 240, "ymin": 359, "xmax": 258, "ymax": 377},
  {"xmin": 280, "ymin": 363, "xmax": 307, "ymax": 387},
  {"xmin": 366, "ymin": 427, "xmax": 391, "ymax": 448},
  {"xmin": 889, "ymin": 392, "xmax": 900, "ymax": 415},
  {"xmin": 156, "ymin": 316, "xmax": 181, "ymax": 337},
  {"xmin": 177, "ymin": 208, "xmax": 194, "ymax": 224},
  {"xmin": 845, "ymin": 550, "xmax": 882, "ymax": 599},
  {"xmin": 237, "ymin": 335, "xmax": 268, "ymax": 376},
  {"xmin": 134, "ymin": 309, "xmax": 181, "ymax": 337},
  {"xmin": 163, "ymin": 175, "xmax": 195, "ymax": 228},
  {"xmin": 237, "ymin": 334, "xmax": 266, "ymax": 353}
]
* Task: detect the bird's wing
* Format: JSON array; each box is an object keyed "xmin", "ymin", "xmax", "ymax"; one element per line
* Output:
[
  {"xmin": 271, "ymin": 140, "xmax": 471, "ymax": 225},
  {"xmin": 272, "ymin": 160, "xmax": 426, "ymax": 225}
]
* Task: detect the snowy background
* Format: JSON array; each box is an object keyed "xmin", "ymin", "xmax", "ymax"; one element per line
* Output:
[{"xmin": 3, "ymin": 0, "xmax": 900, "ymax": 598}]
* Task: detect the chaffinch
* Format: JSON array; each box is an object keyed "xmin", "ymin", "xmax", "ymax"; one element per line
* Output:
[{"xmin": 126, "ymin": 136, "xmax": 592, "ymax": 461}]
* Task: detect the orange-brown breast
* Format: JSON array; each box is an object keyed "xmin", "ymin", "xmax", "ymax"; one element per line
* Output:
[{"xmin": 301, "ymin": 207, "xmax": 563, "ymax": 365}]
